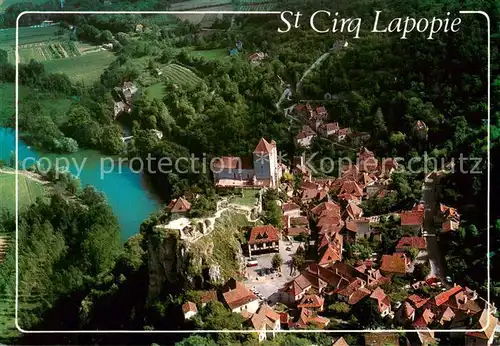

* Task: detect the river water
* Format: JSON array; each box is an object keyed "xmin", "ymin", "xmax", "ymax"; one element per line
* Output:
[{"xmin": 0, "ymin": 127, "xmax": 162, "ymax": 241}]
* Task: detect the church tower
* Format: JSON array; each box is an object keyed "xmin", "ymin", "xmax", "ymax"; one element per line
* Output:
[{"xmin": 253, "ymin": 138, "xmax": 279, "ymax": 187}]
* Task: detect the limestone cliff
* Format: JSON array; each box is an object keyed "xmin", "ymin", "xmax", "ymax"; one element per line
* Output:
[{"xmin": 146, "ymin": 212, "xmax": 249, "ymax": 300}]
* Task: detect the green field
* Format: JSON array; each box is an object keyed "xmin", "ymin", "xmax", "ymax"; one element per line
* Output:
[
  {"xmin": 42, "ymin": 50, "xmax": 116, "ymax": 84},
  {"xmin": 162, "ymin": 63, "xmax": 202, "ymax": 87},
  {"xmin": 0, "ymin": 26, "xmax": 60, "ymax": 50},
  {"xmin": 190, "ymin": 48, "xmax": 228, "ymax": 60},
  {"xmin": 231, "ymin": 190, "xmax": 258, "ymax": 207},
  {"xmin": 0, "ymin": 173, "xmax": 47, "ymax": 213},
  {"xmin": 145, "ymin": 82, "xmax": 166, "ymax": 100}
]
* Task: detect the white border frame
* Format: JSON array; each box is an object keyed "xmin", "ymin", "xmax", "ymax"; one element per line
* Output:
[{"xmin": 15, "ymin": 10, "xmax": 490, "ymax": 334}]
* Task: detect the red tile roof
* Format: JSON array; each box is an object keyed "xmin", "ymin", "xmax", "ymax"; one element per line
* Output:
[
  {"xmin": 396, "ymin": 236, "xmax": 427, "ymax": 250},
  {"xmin": 403, "ymin": 302, "xmax": 415, "ymax": 318},
  {"xmin": 254, "ymin": 137, "xmax": 274, "ymax": 154},
  {"xmin": 433, "ymin": 285, "xmax": 463, "ymax": 306},
  {"xmin": 168, "ymin": 197, "xmax": 192, "ymax": 213},
  {"xmin": 182, "ymin": 301, "xmax": 198, "ymax": 314},
  {"xmin": 286, "ymin": 227, "xmax": 310, "ymax": 236},
  {"xmin": 408, "ymin": 294, "xmax": 429, "ymax": 309},
  {"xmin": 319, "ymin": 244, "xmax": 342, "ymax": 266},
  {"xmin": 200, "ymin": 290, "xmax": 217, "ymax": 305},
  {"xmin": 332, "ymin": 337, "xmax": 350, "ymax": 346},
  {"xmin": 291, "ymin": 216, "xmax": 308, "ymax": 226},
  {"xmin": 339, "ymin": 180, "xmax": 363, "ymax": 197},
  {"xmin": 349, "ymin": 287, "xmax": 371, "ymax": 305},
  {"xmin": 311, "ymin": 201, "xmax": 341, "ymax": 216},
  {"xmin": 248, "ymin": 225, "xmax": 280, "ymax": 245},
  {"xmin": 251, "ymin": 305, "xmax": 280, "ymax": 330},
  {"xmin": 370, "ymin": 287, "xmax": 391, "ymax": 313},
  {"xmin": 380, "ymin": 254, "xmax": 408, "ymax": 274},
  {"xmin": 345, "ymin": 202, "xmax": 363, "ymax": 219},
  {"xmin": 283, "ymin": 202, "xmax": 300, "ymax": 212},
  {"xmin": 298, "ymin": 294, "xmax": 324, "ymax": 309},
  {"xmin": 413, "ymin": 308, "xmax": 435, "ymax": 328},
  {"xmin": 400, "ymin": 210, "xmax": 424, "ymax": 226},
  {"xmin": 223, "ymin": 281, "xmax": 259, "ymax": 310}
]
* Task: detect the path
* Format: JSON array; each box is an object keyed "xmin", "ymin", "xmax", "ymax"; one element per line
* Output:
[
  {"xmin": 0, "ymin": 168, "xmax": 49, "ymax": 185},
  {"xmin": 296, "ymin": 51, "xmax": 331, "ymax": 93},
  {"xmin": 422, "ymin": 171, "xmax": 446, "ymax": 280}
]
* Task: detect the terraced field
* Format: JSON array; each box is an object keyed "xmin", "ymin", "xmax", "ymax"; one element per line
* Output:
[
  {"xmin": 163, "ymin": 63, "xmax": 202, "ymax": 87},
  {"xmin": 235, "ymin": 0, "xmax": 277, "ymax": 11}
]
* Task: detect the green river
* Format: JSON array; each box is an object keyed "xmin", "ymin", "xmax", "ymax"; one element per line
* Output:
[{"xmin": 0, "ymin": 128, "xmax": 162, "ymax": 241}]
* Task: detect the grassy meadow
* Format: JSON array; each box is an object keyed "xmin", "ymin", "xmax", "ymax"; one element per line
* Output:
[{"xmin": 0, "ymin": 173, "xmax": 47, "ymax": 213}]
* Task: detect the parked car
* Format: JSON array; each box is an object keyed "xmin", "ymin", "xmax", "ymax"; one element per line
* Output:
[
  {"xmin": 247, "ymin": 258, "xmax": 258, "ymax": 267},
  {"xmin": 286, "ymin": 246, "xmax": 292, "ymax": 251},
  {"xmin": 445, "ymin": 276, "xmax": 453, "ymax": 284}
]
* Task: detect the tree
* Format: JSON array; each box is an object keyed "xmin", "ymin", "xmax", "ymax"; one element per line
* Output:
[
  {"xmin": 414, "ymin": 262, "xmax": 431, "ymax": 281},
  {"xmin": 291, "ymin": 246, "xmax": 306, "ymax": 275},
  {"xmin": 405, "ymin": 247, "xmax": 420, "ymax": 261},
  {"xmin": 271, "ymin": 253, "xmax": 283, "ymax": 271},
  {"xmin": 175, "ymin": 335, "xmax": 217, "ymax": 346},
  {"xmin": 351, "ymin": 298, "xmax": 384, "ymax": 329},
  {"xmin": 327, "ymin": 301, "xmax": 351, "ymax": 314}
]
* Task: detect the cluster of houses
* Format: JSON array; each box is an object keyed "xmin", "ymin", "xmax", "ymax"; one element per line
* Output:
[
  {"xmin": 113, "ymin": 81, "xmax": 138, "ymax": 118},
  {"xmin": 172, "ymin": 133, "xmax": 490, "ymax": 343},
  {"xmin": 293, "ymin": 103, "xmax": 370, "ymax": 148}
]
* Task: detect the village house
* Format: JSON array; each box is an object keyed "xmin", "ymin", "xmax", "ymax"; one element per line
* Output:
[
  {"xmin": 380, "ymin": 253, "xmax": 410, "ymax": 276},
  {"xmin": 297, "ymin": 294, "xmax": 325, "ymax": 312},
  {"xmin": 336, "ymin": 278, "xmax": 371, "ymax": 305},
  {"xmin": 332, "ymin": 337, "xmax": 350, "ymax": 346},
  {"xmin": 248, "ymin": 52, "xmax": 267, "ymax": 64},
  {"xmin": 247, "ymin": 225, "xmax": 281, "ymax": 256},
  {"xmin": 334, "ymin": 127, "xmax": 351, "ymax": 142},
  {"xmin": 222, "ymin": 278, "xmax": 260, "ymax": 314},
  {"xmin": 395, "ymin": 236, "xmax": 427, "ymax": 252},
  {"xmin": 282, "ymin": 202, "xmax": 301, "ymax": 217},
  {"xmin": 438, "ymin": 203, "xmax": 461, "ymax": 232},
  {"xmin": 182, "ymin": 301, "xmax": 198, "ymax": 320},
  {"xmin": 212, "ymin": 138, "xmax": 282, "ymax": 188},
  {"xmin": 294, "ymin": 308, "xmax": 330, "ymax": 329},
  {"xmin": 250, "ymin": 304, "xmax": 281, "ymax": 342},
  {"xmin": 166, "ymin": 197, "xmax": 192, "ymax": 214},
  {"xmin": 295, "ymin": 125, "xmax": 316, "ymax": 148},
  {"xmin": 113, "ymin": 81, "xmax": 138, "ymax": 118},
  {"xmin": 280, "ymin": 273, "xmax": 314, "ymax": 303},
  {"xmin": 346, "ymin": 218, "xmax": 379, "ymax": 241},
  {"xmin": 400, "ymin": 210, "xmax": 424, "ymax": 233},
  {"xmin": 465, "ymin": 308, "xmax": 498, "ymax": 346},
  {"xmin": 369, "ymin": 287, "xmax": 392, "ymax": 317},
  {"xmin": 348, "ymin": 131, "xmax": 371, "ymax": 146},
  {"xmin": 318, "ymin": 122, "xmax": 339, "ymax": 137}
]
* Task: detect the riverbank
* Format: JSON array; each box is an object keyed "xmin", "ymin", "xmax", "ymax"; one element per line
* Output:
[{"xmin": 0, "ymin": 127, "xmax": 162, "ymax": 241}]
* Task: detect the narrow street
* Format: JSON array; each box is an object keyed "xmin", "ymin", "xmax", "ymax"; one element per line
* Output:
[{"xmin": 421, "ymin": 172, "xmax": 446, "ymax": 280}]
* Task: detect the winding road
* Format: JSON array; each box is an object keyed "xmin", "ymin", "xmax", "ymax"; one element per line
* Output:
[{"xmin": 421, "ymin": 171, "xmax": 446, "ymax": 280}]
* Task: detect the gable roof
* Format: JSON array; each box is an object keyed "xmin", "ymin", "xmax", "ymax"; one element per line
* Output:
[
  {"xmin": 408, "ymin": 294, "xmax": 429, "ymax": 309},
  {"xmin": 380, "ymin": 254, "xmax": 408, "ymax": 274},
  {"xmin": 339, "ymin": 180, "xmax": 363, "ymax": 197},
  {"xmin": 332, "ymin": 337, "xmax": 350, "ymax": 346},
  {"xmin": 400, "ymin": 210, "xmax": 424, "ymax": 226},
  {"xmin": 396, "ymin": 236, "xmax": 427, "ymax": 250},
  {"xmin": 433, "ymin": 285, "xmax": 463, "ymax": 306},
  {"xmin": 250, "ymin": 304, "xmax": 280, "ymax": 330},
  {"xmin": 283, "ymin": 202, "xmax": 301, "ymax": 212},
  {"xmin": 254, "ymin": 138, "xmax": 274, "ymax": 154},
  {"xmin": 168, "ymin": 197, "xmax": 192, "ymax": 213},
  {"xmin": 298, "ymin": 294, "xmax": 324, "ymax": 309},
  {"xmin": 345, "ymin": 202, "xmax": 363, "ymax": 219},
  {"xmin": 319, "ymin": 244, "xmax": 342, "ymax": 266},
  {"xmin": 466, "ymin": 309, "xmax": 498, "ymax": 341},
  {"xmin": 248, "ymin": 225, "xmax": 280, "ymax": 244},
  {"xmin": 223, "ymin": 280, "xmax": 259, "ymax": 310}
]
